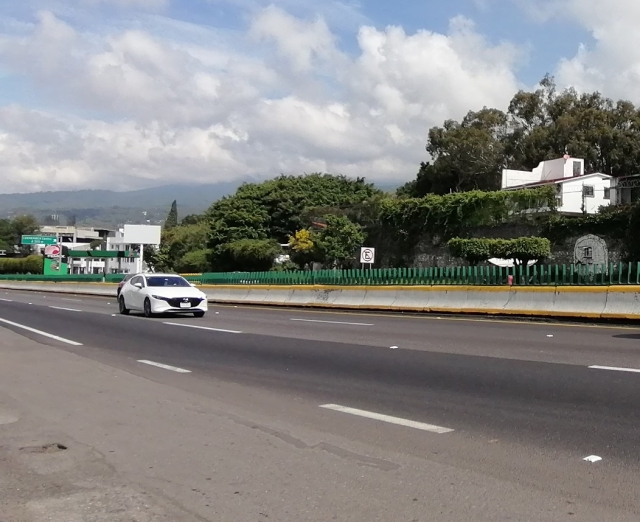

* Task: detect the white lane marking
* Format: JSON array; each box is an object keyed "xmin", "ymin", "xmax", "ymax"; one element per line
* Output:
[
  {"xmin": 137, "ymin": 360, "xmax": 191, "ymax": 373},
  {"xmin": 589, "ymin": 365, "xmax": 640, "ymax": 374},
  {"xmin": 163, "ymin": 322, "xmax": 242, "ymax": 334},
  {"xmin": 0, "ymin": 318, "xmax": 83, "ymax": 346},
  {"xmin": 49, "ymin": 306, "xmax": 82, "ymax": 312},
  {"xmin": 319, "ymin": 404, "xmax": 454, "ymax": 434},
  {"xmin": 390, "ymin": 345, "xmax": 399, "ymax": 349},
  {"xmin": 583, "ymin": 455, "xmax": 602, "ymax": 463},
  {"xmin": 0, "ymin": 298, "xmax": 13, "ymax": 302},
  {"xmin": 290, "ymin": 318, "xmax": 374, "ymax": 326}
]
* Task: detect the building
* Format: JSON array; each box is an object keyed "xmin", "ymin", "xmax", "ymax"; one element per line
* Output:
[
  {"xmin": 106, "ymin": 226, "xmax": 161, "ymax": 274},
  {"xmin": 501, "ymin": 156, "xmax": 612, "ymax": 215},
  {"xmin": 610, "ymin": 174, "xmax": 640, "ymax": 206},
  {"xmin": 37, "ymin": 226, "xmax": 113, "ymax": 274}
]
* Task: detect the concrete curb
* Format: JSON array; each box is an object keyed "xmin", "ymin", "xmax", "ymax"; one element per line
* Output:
[{"xmin": 1, "ymin": 281, "xmax": 639, "ymax": 321}]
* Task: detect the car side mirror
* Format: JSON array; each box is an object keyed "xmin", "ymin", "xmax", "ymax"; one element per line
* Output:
[
  {"xmin": 190, "ymin": 283, "xmax": 196, "ymax": 287},
  {"xmin": 134, "ymin": 283, "xmax": 143, "ymax": 289}
]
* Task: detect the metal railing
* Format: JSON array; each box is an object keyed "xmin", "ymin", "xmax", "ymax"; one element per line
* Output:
[{"xmin": 0, "ymin": 263, "xmax": 639, "ymax": 286}]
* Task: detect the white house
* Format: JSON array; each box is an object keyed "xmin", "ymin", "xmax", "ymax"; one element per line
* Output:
[{"xmin": 501, "ymin": 156, "xmax": 612, "ymax": 214}]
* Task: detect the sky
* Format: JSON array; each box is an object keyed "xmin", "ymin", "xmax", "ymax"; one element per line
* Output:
[{"xmin": 0, "ymin": 0, "xmax": 638, "ymax": 194}]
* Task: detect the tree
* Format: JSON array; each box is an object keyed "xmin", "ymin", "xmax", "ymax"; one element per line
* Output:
[
  {"xmin": 401, "ymin": 75, "xmax": 640, "ymax": 197},
  {"xmin": 398, "ymin": 108, "xmax": 508, "ymax": 197},
  {"xmin": 288, "ymin": 229, "xmax": 318, "ymax": 268},
  {"xmin": 448, "ymin": 237, "xmax": 551, "ymax": 266},
  {"xmin": 315, "ymin": 215, "xmax": 366, "ymax": 268},
  {"xmin": 181, "ymin": 214, "xmax": 202, "ymax": 225},
  {"xmin": 165, "ymin": 200, "xmax": 178, "ymax": 229},
  {"xmin": 11, "ymin": 215, "xmax": 39, "ymax": 254},
  {"xmin": 214, "ymin": 239, "xmax": 282, "ymax": 272}
]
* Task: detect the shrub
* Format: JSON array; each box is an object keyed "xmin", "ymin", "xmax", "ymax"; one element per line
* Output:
[
  {"xmin": 448, "ymin": 237, "xmax": 551, "ymax": 265},
  {"xmin": 0, "ymin": 255, "xmax": 44, "ymax": 274}
]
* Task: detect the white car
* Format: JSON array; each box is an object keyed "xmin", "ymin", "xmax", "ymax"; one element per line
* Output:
[{"xmin": 118, "ymin": 273, "xmax": 208, "ymax": 318}]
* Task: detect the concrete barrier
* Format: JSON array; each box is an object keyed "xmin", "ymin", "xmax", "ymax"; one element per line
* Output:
[{"xmin": 1, "ymin": 280, "xmax": 640, "ymax": 321}]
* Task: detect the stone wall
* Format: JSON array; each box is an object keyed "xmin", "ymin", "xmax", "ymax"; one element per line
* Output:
[{"xmin": 400, "ymin": 223, "xmax": 624, "ymax": 268}]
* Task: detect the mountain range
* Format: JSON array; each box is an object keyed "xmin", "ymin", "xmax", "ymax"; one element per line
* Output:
[
  {"xmin": 0, "ymin": 179, "xmax": 402, "ymax": 228},
  {"xmin": 0, "ymin": 182, "xmax": 244, "ymax": 228}
]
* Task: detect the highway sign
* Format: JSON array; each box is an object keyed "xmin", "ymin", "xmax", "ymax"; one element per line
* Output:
[
  {"xmin": 21, "ymin": 235, "xmax": 57, "ymax": 245},
  {"xmin": 360, "ymin": 247, "xmax": 375, "ymax": 264}
]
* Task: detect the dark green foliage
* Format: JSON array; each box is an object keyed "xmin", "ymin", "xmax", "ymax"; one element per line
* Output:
[
  {"xmin": 380, "ymin": 187, "xmax": 556, "ymax": 243},
  {"xmin": 447, "ymin": 238, "xmax": 492, "ymax": 265},
  {"xmin": 0, "ymin": 215, "xmax": 39, "ymax": 254},
  {"xmin": 176, "ymin": 249, "xmax": 210, "ymax": 273},
  {"xmin": 448, "ymin": 237, "xmax": 551, "ymax": 265},
  {"xmin": 315, "ymin": 215, "xmax": 366, "ymax": 268},
  {"xmin": 213, "ymin": 239, "xmax": 282, "ymax": 272},
  {"xmin": 0, "ymin": 255, "xmax": 43, "ymax": 274},
  {"xmin": 206, "ymin": 174, "xmax": 381, "ymax": 245},
  {"xmin": 399, "ymin": 75, "xmax": 640, "ymax": 198},
  {"xmin": 165, "ymin": 200, "xmax": 178, "ymax": 229}
]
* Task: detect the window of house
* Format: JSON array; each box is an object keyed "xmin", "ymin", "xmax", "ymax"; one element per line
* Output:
[
  {"xmin": 583, "ymin": 247, "xmax": 593, "ymax": 259},
  {"xmin": 583, "ymin": 185, "xmax": 594, "ymax": 197},
  {"xmin": 573, "ymin": 161, "xmax": 582, "ymax": 177},
  {"xmin": 604, "ymin": 187, "xmax": 610, "ymax": 200}
]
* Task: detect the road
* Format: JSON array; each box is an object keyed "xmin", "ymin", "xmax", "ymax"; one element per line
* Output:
[{"xmin": 2, "ymin": 287, "xmax": 640, "ymax": 520}]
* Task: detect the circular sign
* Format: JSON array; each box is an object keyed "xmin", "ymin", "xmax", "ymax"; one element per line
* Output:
[
  {"xmin": 361, "ymin": 247, "xmax": 374, "ymax": 263},
  {"xmin": 44, "ymin": 245, "xmax": 61, "ymax": 257}
]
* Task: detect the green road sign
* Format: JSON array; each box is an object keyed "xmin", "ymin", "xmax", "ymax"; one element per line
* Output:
[{"xmin": 21, "ymin": 235, "xmax": 57, "ymax": 245}]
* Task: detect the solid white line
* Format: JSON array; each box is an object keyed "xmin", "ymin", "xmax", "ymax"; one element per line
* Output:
[
  {"xmin": 49, "ymin": 306, "xmax": 82, "ymax": 312},
  {"xmin": 319, "ymin": 404, "xmax": 454, "ymax": 434},
  {"xmin": 0, "ymin": 318, "xmax": 83, "ymax": 346},
  {"xmin": 0, "ymin": 298, "xmax": 13, "ymax": 302},
  {"xmin": 163, "ymin": 322, "xmax": 242, "ymax": 334},
  {"xmin": 291, "ymin": 318, "xmax": 374, "ymax": 326},
  {"xmin": 589, "ymin": 365, "xmax": 640, "ymax": 374},
  {"xmin": 137, "ymin": 360, "xmax": 191, "ymax": 373}
]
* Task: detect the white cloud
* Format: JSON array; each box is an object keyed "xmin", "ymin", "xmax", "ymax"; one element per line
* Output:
[
  {"xmin": 523, "ymin": 0, "xmax": 640, "ymax": 102},
  {"xmin": 0, "ymin": 8, "xmax": 523, "ymax": 193},
  {"xmin": 77, "ymin": 0, "xmax": 168, "ymax": 8}
]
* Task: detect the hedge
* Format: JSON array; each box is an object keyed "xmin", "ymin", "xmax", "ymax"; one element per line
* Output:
[
  {"xmin": 0, "ymin": 255, "xmax": 44, "ymax": 274},
  {"xmin": 448, "ymin": 237, "xmax": 551, "ymax": 265}
]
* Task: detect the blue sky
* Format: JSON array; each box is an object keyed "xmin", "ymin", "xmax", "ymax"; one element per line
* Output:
[{"xmin": 0, "ymin": 0, "xmax": 634, "ymax": 193}]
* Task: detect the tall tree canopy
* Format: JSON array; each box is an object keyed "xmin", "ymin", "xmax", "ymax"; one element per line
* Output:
[
  {"xmin": 399, "ymin": 75, "xmax": 640, "ymax": 198},
  {"xmin": 165, "ymin": 200, "xmax": 178, "ymax": 229},
  {"xmin": 206, "ymin": 174, "xmax": 381, "ymax": 270}
]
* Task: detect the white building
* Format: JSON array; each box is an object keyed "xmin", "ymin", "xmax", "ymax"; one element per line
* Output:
[
  {"xmin": 107, "ymin": 226, "xmax": 161, "ymax": 274},
  {"xmin": 502, "ymin": 156, "xmax": 612, "ymax": 214}
]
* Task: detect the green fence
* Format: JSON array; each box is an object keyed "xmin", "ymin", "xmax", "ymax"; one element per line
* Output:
[{"xmin": 2, "ymin": 263, "xmax": 639, "ymax": 286}]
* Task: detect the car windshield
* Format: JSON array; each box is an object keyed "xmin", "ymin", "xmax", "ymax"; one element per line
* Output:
[{"xmin": 145, "ymin": 276, "xmax": 191, "ymax": 287}]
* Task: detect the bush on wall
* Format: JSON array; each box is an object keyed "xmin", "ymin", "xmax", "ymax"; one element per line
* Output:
[{"xmin": 448, "ymin": 237, "xmax": 551, "ymax": 265}]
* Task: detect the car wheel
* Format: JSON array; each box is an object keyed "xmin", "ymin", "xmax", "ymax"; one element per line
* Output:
[
  {"xmin": 193, "ymin": 311, "xmax": 205, "ymax": 318},
  {"xmin": 143, "ymin": 298, "xmax": 154, "ymax": 318},
  {"xmin": 118, "ymin": 296, "xmax": 130, "ymax": 315}
]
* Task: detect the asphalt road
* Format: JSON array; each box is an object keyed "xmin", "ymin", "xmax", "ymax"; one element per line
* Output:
[{"xmin": 3, "ymin": 287, "xmax": 640, "ymax": 519}]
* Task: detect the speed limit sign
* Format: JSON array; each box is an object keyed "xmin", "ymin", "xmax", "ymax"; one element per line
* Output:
[{"xmin": 360, "ymin": 247, "xmax": 375, "ymax": 264}]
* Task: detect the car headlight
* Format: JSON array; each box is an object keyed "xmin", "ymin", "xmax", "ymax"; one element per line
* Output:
[{"xmin": 151, "ymin": 295, "xmax": 168, "ymax": 301}]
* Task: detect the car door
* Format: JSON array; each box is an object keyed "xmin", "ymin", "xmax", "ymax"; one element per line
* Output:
[{"xmin": 127, "ymin": 275, "xmax": 145, "ymax": 310}]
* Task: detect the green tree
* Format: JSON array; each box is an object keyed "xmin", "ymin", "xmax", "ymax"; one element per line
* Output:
[
  {"xmin": 399, "ymin": 108, "xmax": 508, "ymax": 197},
  {"xmin": 214, "ymin": 239, "xmax": 282, "ymax": 272},
  {"xmin": 11, "ymin": 215, "xmax": 40, "ymax": 254},
  {"xmin": 315, "ymin": 215, "xmax": 366, "ymax": 268},
  {"xmin": 401, "ymin": 75, "xmax": 640, "ymax": 198},
  {"xmin": 165, "ymin": 200, "xmax": 178, "ymax": 229}
]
